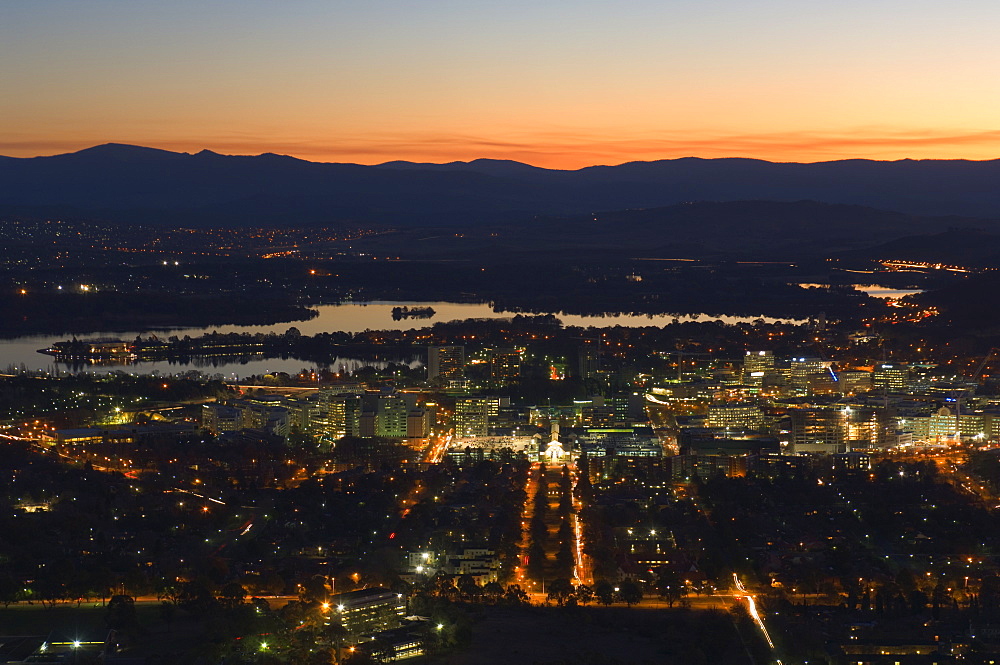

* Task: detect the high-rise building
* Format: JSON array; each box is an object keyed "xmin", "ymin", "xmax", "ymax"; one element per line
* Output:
[
  {"xmin": 428, "ymin": 346, "xmax": 465, "ymax": 382},
  {"xmin": 285, "ymin": 395, "xmax": 317, "ymax": 433},
  {"xmin": 842, "ymin": 406, "xmax": 883, "ymax": 450},
  {"xmin": 453, "ymin": 396, "xmax": 507, "ymax": 438},
  {"xmin": 489, "ymin": 348, "xmax": 522, "ymax": 384},
  {"xmin": 742, "ymin": 351, "xmax": 774, "ymax": 385},
  {"xmin": 789, "ymin": 357, "xmax": 832, "ymax": 389},
  {"xmin": 579, "ymin": 346, "xmax": 600, "ymax": 380},
  {"xmin": 784, "ymin": 408, "xmax": 845, "ymax": 454},
  {"xmin": 873, "ymin": 363, "xmax": 909, "ymax": 392},
  {"xmin": 313, "ymin": 391, "xmax": 362, "ymax": 440},
  {"xmin": 375, "ymin": 394, "xmax": 409, "ymax": 438},
  {"xmin": 407, "ymin": 409, "xmax": 432, "ymax": 439},
  {"xmin": 837, "ymin": 370, "xmax": 873, "ymax": 395}
]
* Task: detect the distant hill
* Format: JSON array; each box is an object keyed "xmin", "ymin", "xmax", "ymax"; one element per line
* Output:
[
  {"xmin": 834, "ymin": 228, "xmax": 1000, "ymax": 267},
  {"xmin": 528, "ymin": 200, "xmax": 981, "ymax": 256},
  {"xmin": 4, "ymin": 144, "xmax": 1000, "ymax": 227},
  {"xmin": 340, "ymin": 200, "xmax": 994, "ymax": 261}
]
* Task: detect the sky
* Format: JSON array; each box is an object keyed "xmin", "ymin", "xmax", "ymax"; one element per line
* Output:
[{"xmin": 3, "ymin": 0, "xmax": 1000, "ymax": 168}]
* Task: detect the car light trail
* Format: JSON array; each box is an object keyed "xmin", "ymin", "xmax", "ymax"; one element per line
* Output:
[{"xmin": 733, "ymin": 573, "xmax": 777, "ymax": 653}]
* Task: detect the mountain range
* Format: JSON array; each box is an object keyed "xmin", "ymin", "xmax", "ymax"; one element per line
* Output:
[{"xmin": 3, "ymin": 143, "xmax": 1000, "ymax": 229}]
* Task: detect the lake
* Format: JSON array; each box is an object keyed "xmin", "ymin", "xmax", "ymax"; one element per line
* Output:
[
  {"xmin": 797, "ymin": 283, "xmax": 925, "ymax": 300},
  {"xmin": 1, "ymin": 301, "xmax": 807, "ymax": 378}
]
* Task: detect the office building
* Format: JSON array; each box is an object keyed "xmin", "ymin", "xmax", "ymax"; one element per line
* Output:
[
  {"xmin": 873, "ymin": 363, "xmax": 909, "ymax": 392},
  {"xmin": 454, "ymin": 396, "xmax": 492, "ymax": 437},
  {"xmin": 789, "ymin": 357, "xmax": 832, "ymax": 389},
  {"xmin": 428, "ymin": 346, "xmax": 465, "ymax": 382},
  {"xmin": 784, "ymin": 408, "xmax": 845, "ymax": 454},
  {"xmin": 328, "ymin": 588, "xmax": 406, "ymax": 635},
  {"xmin": 579, "ymin": 346, "xmax": 600, "ymax": 380},
  {"xmin": 489, "ymin": 348, "xmax": 522, "ymax": 384},
  {"xmin": 406, "ymin": 408, "xmax": 432, "ymax": 439},
  {"xmin": 706, "ymin": 403, "xmax": 765, "ymax": 430},
  {"xmin": 313, "ymin": 391, "xmax": 362, "ymax": 440},
  {"xmin": 742, "ymin": 351, "xmax": 775, "ymax": 385}
]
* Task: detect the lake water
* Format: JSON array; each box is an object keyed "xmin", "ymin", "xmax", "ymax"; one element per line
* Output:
[
  {"xmin": 797, "ymin": 283, "xmax": 925, "ymax": 300},
  {"xmin": 1, "ymin": 301, "xmax": 806, "ymax": 378}
]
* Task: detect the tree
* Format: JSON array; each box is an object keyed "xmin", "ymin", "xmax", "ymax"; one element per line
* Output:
[
  {"xmin": 656, "ymin": 568, "xmax": 684, "ymax": 607},
  {"xmin": 299, "ymin": 575, "xmax": 329, "ymax": 603},
  {"xmin": 456, "ymin": 574, "xmax": 481, "ymax": 601},
  {"xmin": 218, "ymin": 582, "xmax": 247, "ymax": 609},
  {"xmin": 504, "ymin": 584, "xmax": 529, "ymax": 606},
  {"xmin": 106, "ymin": 594, "xmax": 137, "ymax": 632},
  {"xmin": 432, "ymin": 573, "xmax": 458, "ymax": 600},
  {"xmin": 546, "ymin": 578, "xmax": 575, "ymax": 606},
  {"xmin": 574, "ymin": 584, "xmax": 594, "ymax": 606},
  {"xmin": 483, "ymin": 581, "xmax": 505, "ymax": 604},
  {"xmin": 370, "ymin": 638, "xmax": 396, "ymax": 664},
  {"xmin": 594, "ymin": 580, "xmax": 615, "ymax": 606},
  {"xmin": 619, "ymin": 579, "xmax": 643, "ymax": 607},
  {"xmin": 527, "ymin": 541, "xmax": 547, "ymax": 580},
  {"xmin": 158, "ymin": 601, "xmax": 177, "ymax": 634},
  {"xmin": 326, "ymin": 621, "xmax": 349, "ymax": 664},
  {"xmin": 0, "ymin": 575, "xmax": 20, "ymax": 608}
]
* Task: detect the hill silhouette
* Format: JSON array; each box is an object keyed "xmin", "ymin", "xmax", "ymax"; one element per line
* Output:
[
  {"xmin": 342, "ymin": 200, "xmax": 996, "ymax": 261},
  {"xmin": 3, "ymin": 144, "xmax": 1000, "ymax": 227}
]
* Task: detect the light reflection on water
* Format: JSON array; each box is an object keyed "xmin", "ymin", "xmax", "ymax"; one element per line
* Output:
[
  {"xmin": 1, "ymin": 301, "xmax": 806, "ymax": 378},
  {"xmin": 797, "ymin": 283, "xmax": 924, "ymax": 300}
]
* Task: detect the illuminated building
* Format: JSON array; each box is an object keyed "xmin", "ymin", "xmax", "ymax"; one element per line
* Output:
[
  {"xmin": 488, "ymin": 348, "xmax": 522, "ymax": 384},
  {"xmin": 406, "ymin": 408, "xmax": 432, "ymax": 438},
  {"xmin": 609, "ymin": 393, "xmax": 646, "ymax": 423},
  {"xmin": 789, "ymin": 357, "xmax": 831, "ymax": 390},
  {"xmin": 48, "ymin": 428, "xmax": 104, "ymax": 446},
  {"xmin": 841, "ymin": 406, "xmax": 882, "ymax": 450},
  {"xmin": 873, "ymin": 363, "xmax": 909, "ymax": 392},
  {"xmin": 706, "ymin": 403, "xmax": 765, "ymax": 430},
  {"xmin": 742, "ymin": 351, "xmax": 774, "ymax": 385},
  {"xmin": 374, "ymin": 395, "xmax": 409, "ymax": 438},
  {"xmin": 441, "ymin": 547, "xmax": 502, "ymax": 584},
  {"xmin": 201, "ymin": 404, "xmax": 242, "ymax": 434},
  {"xmin": 428, "ymin": 345, "xmax": 465, "ymax": 382},
  {"xmin": 328, "ymin": 588, "xmax": 406, "ymax": 635},
  {"xmin": 784, "ymin": 408, "xmax": 845, "ymax": 454},
  {"xmin": 927, "ymin": 405, "xmax": 958, "ymax": 441},
  {"xmin": 285, "ymin": 395, "xmax": 318, "ymax": 432},
  {"xmin": 454, "ymin": 397, "xmax": 489, "ymax": 437},
  {"xmin": 314, "ymin": 391, "xmax": 363, "ymax": 439},
  {"xmin": 454, "ymin": 396, "xmax": 500, "ymax": 437},
  {"xmin": 837, "ymin": 370, "xmax": 873, "ymax": 395}
]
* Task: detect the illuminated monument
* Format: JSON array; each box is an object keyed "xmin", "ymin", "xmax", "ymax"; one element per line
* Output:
[{"xmin": 543, "ymin": 422, "xmax": 571, "ymax": 463}]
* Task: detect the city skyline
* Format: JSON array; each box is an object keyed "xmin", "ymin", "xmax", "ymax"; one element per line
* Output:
[{"xmin": 5, "ymin": 1, "xmax": 1000, "ymax": 167}]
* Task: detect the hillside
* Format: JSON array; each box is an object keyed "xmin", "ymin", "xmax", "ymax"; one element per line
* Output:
[{"xmin": 4, "ymin": 144, "xmax": 1000, "ymax": 227}]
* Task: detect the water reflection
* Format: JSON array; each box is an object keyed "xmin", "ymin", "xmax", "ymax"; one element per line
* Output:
[{"xmin": 3, "ymin": 301, "xmax": 805, "ymax": 378}]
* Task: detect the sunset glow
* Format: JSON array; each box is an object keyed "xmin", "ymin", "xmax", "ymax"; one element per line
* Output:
[{"xmin": 4, "ymin": 1, "xmax": 1000, "ymax": 167}]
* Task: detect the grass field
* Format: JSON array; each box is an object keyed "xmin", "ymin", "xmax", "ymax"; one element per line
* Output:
[{"xmin": 0, "ymin": 601, "xmax": 203, "ymax": 660}]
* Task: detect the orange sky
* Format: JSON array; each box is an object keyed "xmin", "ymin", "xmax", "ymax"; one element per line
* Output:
[{"xmin": 3, "ymin": 1, "xmax": 1000, "ymax": 168}]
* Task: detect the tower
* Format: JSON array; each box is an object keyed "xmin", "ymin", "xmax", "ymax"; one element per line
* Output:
[{"xmin": 428, "ymin": 346, "xmax": 465, "ymax": 382}]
